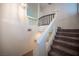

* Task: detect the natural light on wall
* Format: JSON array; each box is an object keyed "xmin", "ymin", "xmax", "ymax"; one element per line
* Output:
[
  {"xmin": 34, "ymin": 32, "xmax": 42, "ymax": 41},
  {"xmin": 18, "ymin": 3, "xmax": 27, "ymax": 24}
]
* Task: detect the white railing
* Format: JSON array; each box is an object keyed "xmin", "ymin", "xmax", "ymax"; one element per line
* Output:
[{"xmin": 33, "ymin": 17, "xmax": 57, "ymax": 56}]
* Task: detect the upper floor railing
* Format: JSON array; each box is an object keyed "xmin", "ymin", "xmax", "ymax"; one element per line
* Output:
[{"xmin": 38, "ymin": 13, "xmax": 55, "ymax": 26}]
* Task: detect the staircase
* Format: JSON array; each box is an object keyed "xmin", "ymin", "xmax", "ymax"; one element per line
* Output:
[{"xmin": 48, "ymin": 28, "xmax": 79, "ymax": 56}]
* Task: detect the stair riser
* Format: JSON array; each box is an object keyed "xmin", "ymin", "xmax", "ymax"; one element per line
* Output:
[
  {"xmin": 48, "ymin": 52, "xmax": 56, "ymax": 56},
  {"xmin": 52, "ymin": 41, "xmax": 79, "ymax": 51},
  {"xmin": 48, "ymin": 52, "xmax": 52, "ymax": 56},
  {"xmin": 55, "ymin": 37, "xmax": 79, "ymax": 43},
  {"xmin": 56, "ymin": 33, "xmax": 79, "ymax": 37},
  {"xmin": 58, "ymin": 29, "xmax": 79, "ymax": 33}
]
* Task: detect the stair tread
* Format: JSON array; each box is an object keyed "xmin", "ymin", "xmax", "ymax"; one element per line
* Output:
[
  {"xmin": 54, "ymin": 39, "xmax": 79, "ymax": 47},
  {"xmin": 49, "ymin": 50, "xmax": 62, "ymax": 56},
  {"xmin": 53, "ymin": 45, "xmax": 78, "ymax": 55},
  {"xmin": 56, "ymin": 35, "xmax": 79, "ymax": 40}
]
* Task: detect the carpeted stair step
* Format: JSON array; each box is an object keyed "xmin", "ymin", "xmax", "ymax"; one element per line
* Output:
[
  {"xmin": 52, "ymin": 39, "xmax": 79, "ymax": 51},
  {"xmin": 55, "ymin": 35, "xmax": 79, "ymax": 43},
  {"xmin": 58, "ymin": 29, "xmax": 79, "ymax": 33},
  {"xmin": 56, "ymin": 32, "xmax": 79, "ymax": 37},
  {"xmin": 48, "ymin": 28, "xmax": 79, "ymax": 56},
  {"xmin": 48, "ymin": 50, "xmax": 62, "ymax": 56},
  {"xmin": 52, "ymin": 45, "xmax": 78, "ymax": 56}
]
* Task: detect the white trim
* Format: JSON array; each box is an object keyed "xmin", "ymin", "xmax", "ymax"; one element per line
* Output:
[
  {"xmin": 37, "ymin": 18, "xmax": 56, "ymax": 44},
  {"xmin": 33, "ymin": 13, "xmax": 57, "ymax": 55},
  {"xmin": 26, "ymin": 16, "xmax": 37, "ymax": 20}
]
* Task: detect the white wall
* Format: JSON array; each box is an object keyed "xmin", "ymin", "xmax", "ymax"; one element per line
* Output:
[
  {"xmin": 40, "ymin": 4, "xmax": 55, "ymax": 17},
  {"xmin": 0, "ymin": 3, "xmax": 33, "ymax": 56},
  {"xmin": 78, "ymin": 4, "xmax": 79, "ymax": 14},
  {"xmin": 0, "ymin": 4, "xmax": 2, "ymax": 55},
  {"xmin": 0, "ymin": 3, "xmax": 39, "ymax": 56},
  {"xmin": 27, "ymin": 3, "xmax": 38, "ymax": 34},
  {"xmin": 40, "ymin": 3, "xmax": 79, "ymax": 29}
]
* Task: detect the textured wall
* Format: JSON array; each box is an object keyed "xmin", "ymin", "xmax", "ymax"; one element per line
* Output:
[
  {"xmin": 0, "ymin": 4, "xmax": 33, "ymax": 55},
  {"xmin": 40, "ymin": 3, "xmax": 79, "ymax": 29}
]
